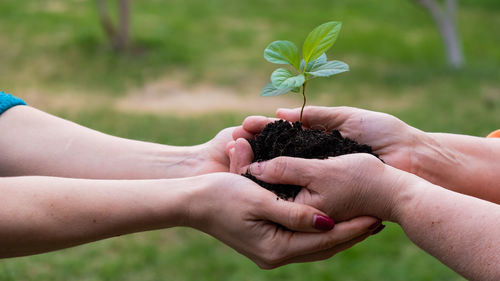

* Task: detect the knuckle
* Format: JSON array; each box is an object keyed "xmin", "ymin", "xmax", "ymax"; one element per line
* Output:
[
  {"xmin": 272, "ymin": 158, "xmax": 289, "ymax": 179},
  {"xmin": 300, "ymin": 163, "xmax": 317, "ymax": 182},
  {"xmin": 287, "ymin": 206, "xmax": 307, "ymax": 229},
  {"xmin": 319, "ymin": 235, "xmax": 340, "ymax": 250}
]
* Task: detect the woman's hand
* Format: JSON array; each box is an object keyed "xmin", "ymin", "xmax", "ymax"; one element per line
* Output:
[
  {"xmin": 185, "ymin": 173, "xmax": 381, "ymax": 269},
  {"xmin": 194, "ymin": 127, "xmax": 235, "ymax": 174},
  {"xmin": 233, "ymin": 106, "xmax": 424, "ymax": 173},
  {"xmin": 227, "ymin": 138, "xmax": 406, "ymax": 222},
  {"xmin": 233, "ymin": 153, "xmax": 500, "ymax": 280},
  {"xmin": 244, "ymin": 154, "xmax": 412, "ymax": 222}
]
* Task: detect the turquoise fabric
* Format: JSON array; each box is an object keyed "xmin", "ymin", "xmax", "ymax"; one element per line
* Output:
[{"xmin": 0, "ymin": 91, "xmax": 26, "ymax": 115}]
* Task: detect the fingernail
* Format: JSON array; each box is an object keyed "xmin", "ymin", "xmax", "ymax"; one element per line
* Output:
[
  {"xmin": 368, "ymin": 219, "xmax": 382, "ymax": 231},
  {"xmin": 249, "ymin": 161, "xmax": 265, "ymax": 175},
  {"xmin": 313, "ymin": 214, "xmax": 335, "ymax": 231},
  {"xmin": 371, "ymin": 224, "xmax": 386, "ymax": 235}
]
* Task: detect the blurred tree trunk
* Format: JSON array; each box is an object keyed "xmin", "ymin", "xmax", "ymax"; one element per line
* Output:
[
  {"xmin": 95, "ymin": 0, "xmax": 130, "ymax": 52},
  {"xmin": 414, "ymin": 0, "xmax": 464, "ymax": 68}
]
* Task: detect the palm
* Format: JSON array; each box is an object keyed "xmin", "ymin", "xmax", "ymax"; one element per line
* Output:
[
  {"xmin": 328, "ymin": 110, "xmax": 414, "ymax": 172},
  {"xmin": 200, "ymin": 127, "xmax": 235, "ymax": 173}
]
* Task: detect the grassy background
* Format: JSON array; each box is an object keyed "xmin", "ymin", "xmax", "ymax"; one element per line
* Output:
[{"xmin": 1, "ymin": 0, "xmax": 499, "ymax": 280}]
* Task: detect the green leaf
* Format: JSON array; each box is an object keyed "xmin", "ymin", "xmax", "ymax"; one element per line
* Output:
[
  {"xmin": 271, "ymin": 68, "xmax": 305, "ymax": 89},
  {"xmin": 302, "ymin": 22, "xmax": 342, "ymax": 65},
  {"xmin": 300, "ymin": 53, "xmax": 327, "ymax": 72},
  {"xmin": 264, "ymin": 40, "xmax": 301, "ymax": 70},
  {"xmin": 291, "ymin": 86, "xmax": 301, "ymax": 93},
  {"xmin": 306, "ymin": 60, "xmax": 349, "ymax": 77},
  {"xmin": 261, "ymin": 82, "xmax": 294, "ymax": 97}
]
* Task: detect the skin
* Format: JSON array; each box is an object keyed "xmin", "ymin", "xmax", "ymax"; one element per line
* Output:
[
  {"xmin": 230, "ymin": 106, "xmax": 500, "ymax": 279},
  {"xmin": 235, "ymin": 154, "xmax": 500, "ymax": 280},
  {"xmin": 0, "ymin": 105, "xmax": 380, "ymax": 266},
  {"xmin": 233, "ymin": 106, "xmax": 500, "ymax": 203},
  {"xmin": 0, "ymin": 106, "xmax": 232, "ymax": 179},
  {"xmin": 0, "ymin": 174, "xmax": 379, "ymax": 268}
]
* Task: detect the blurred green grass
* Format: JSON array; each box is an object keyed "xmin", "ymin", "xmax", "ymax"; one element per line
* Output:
[{"xmin": 1, "ymin": 0, "xmax": 499, "ymax": 280}]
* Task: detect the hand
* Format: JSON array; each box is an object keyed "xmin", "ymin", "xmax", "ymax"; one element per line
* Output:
[
  {"xmin": 187, "ymin": 172, "xmax": 381, "ymax": 269},
  {"xmin": 195, "ymin": 127, "xmax": 236, "ymax": 174},
  {"xmin": 233, "ymin": 106, "xmax": 424, "ymax": 173},
  {"xmin": 241, "ymin": 153, "xmax": 416, "ymax": 223}
]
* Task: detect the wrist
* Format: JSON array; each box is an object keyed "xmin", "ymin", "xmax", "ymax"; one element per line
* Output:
[
  {"xmin": 385, "ymin": 171, "xmax": 427, "ymax": 223},
  {"xmin": 410, "ymin": 132, "xmax": 466, "ymax": 190},
  {"xmin": 177, "ymin": 173, "xmax": 222, "ymax": 230},
  {"xmin": 407, "ymin": 127, "xmax": 431, "ymax": 175},
  {"xmin": 139, "ymin": 178, "xmax": 196, "ymax": 229},
  {"xmin": 155, "ymin": 145, "xmax": 204, "ymax": 178}
]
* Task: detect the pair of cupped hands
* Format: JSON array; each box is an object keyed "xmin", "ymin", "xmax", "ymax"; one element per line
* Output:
[{"xmin": 195, "ymin": 106, "xmax": 420, "ymax": 269}]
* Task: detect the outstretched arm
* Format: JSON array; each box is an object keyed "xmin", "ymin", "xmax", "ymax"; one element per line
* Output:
[
  {"xmin": 0, "ymin": 176, "xmax": 187, "ymax": 257},
  {"xmin": 0, "ymin": 173, "xmax": 379, "ymax": 268},
  {"xmin": 0, "ymin": 106, "xmax": 232, "ymax": 179},
  {"xmin": 411, "ymin": 132, "xmax": 500, "ymax": 203},
  {"xmin": 241, "ymin": 154, "xmax": 500, "ymax": 280},
  {"xmin": 234, "ymin": 106, "xmax": 500, "ymax": 203}
]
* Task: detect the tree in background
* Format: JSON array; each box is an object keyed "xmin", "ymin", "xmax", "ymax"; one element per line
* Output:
[
  {"xmin": 414, "ymin": 0, "xmax": 464, "ymax": 68},
  {"xmin": 95, "ymin": 0, "xmax": 130, "ymax": 52}
]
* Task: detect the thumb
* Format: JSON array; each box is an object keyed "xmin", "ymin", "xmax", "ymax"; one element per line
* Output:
[
  {"xmin": 277, "ymin": 106, "xmax": 351, "ymax": 131},
  {"xmin": 248, "ymin": 156, "xmax": 317, "ymax": 187},
  {"xmin": 275, "ymin": 107, "xmax": 302, "ymax": 122},
  {"xmin": 229, "ymin": 138, "xmax": 254, "ymax": 174},
  {"xmin": 261, "ymin": 199, "xmax": 335, "ymax": 232}
]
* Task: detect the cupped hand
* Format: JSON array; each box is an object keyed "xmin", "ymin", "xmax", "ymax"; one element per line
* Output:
[
  {"xmin": 233, "ymin": 106, "xmax": 425, "ymax": 173},
  {"xmin": 243, "ymin": 152, "xmax": 416, "ymax": 223},
  {"xmin": 227, "ymin": 138, "xmax": 414, "ymax": 222},
  {"xmin": 187, "ymin": 172, "xmax": 381, "ymax": 269},
  {"xmin": 195, "ymin": 127, "xmax": 236, "ymax": 174}
]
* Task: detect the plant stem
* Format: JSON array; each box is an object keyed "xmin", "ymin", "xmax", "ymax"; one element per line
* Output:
[{"xmin": 299, "ymin": 82, "xmax": 307, "ymax": 123}]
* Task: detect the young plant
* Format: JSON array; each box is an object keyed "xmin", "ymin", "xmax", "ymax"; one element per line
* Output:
[{"xmin": 262, "ymin": 21, "xmax": 349, "ymax": 122}]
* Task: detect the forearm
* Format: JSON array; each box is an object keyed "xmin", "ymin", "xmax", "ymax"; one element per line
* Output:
[
  {"xmin": 411, "ymin": 132, "xmax": 500, "ymax": 203},
  {"xmin": 392, "ymin": 178, "xmax": 500, "ymax": 280},
  {"xmin": 0, "ymin": 176, "xmax": 193, "ymax": 258},
  {"xmin": 0, "ymin": 106, "xmax": 208, "ymax": 179}
]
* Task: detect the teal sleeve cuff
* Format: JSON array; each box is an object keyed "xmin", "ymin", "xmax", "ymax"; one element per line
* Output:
[{"xmin": 0, "ymin": 91, "xmax": 27, "ymax": 115}]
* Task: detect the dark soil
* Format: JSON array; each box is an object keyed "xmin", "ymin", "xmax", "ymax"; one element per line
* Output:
[{"xmin": 244, "ymin": 120, "xmax": 380, "ymax": 199}]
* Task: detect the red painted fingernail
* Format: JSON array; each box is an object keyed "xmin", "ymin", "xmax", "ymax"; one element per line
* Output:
[
  {"xmin": 313, "ymin": 214, "xmax": 335, "ymax": 231},
  {"xmin": 371, "ymin": 224, "xmax": 386, "ymax": 235},
  {"xmin": 368, "ymin": 219, "xmax": 382, "ymax": 230}
]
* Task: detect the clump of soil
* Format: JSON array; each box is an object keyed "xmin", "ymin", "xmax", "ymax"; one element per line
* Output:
[{"xmin": 244, "ymin": 120, "xmax": 380, "ymax": 199}]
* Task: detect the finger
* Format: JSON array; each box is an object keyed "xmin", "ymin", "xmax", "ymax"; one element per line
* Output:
[
  {"xmin": 242, "ymin": 116, "xmax": 279, "ymax": 135},
  {"xmin": 269, "ymin": 232, "xmax": 370, "ymax": 268},
  {"xmin": 272, "ymin": 216, "xmax": 378, "ymax": 262},
  {"xmin": 225, "ymin": 141, "xmax": 236, "ymax": 157},
  {"xmin": 248, "ymin": 156, "xmax": 319, "ymax": 186},
  {"xmin": 276, "ymin": 106, "xmax": 357, "ymax": 131},
  {"xmin": 260, "ymin": 199, "xmax": 335, "ymax": 233},
  {"xmin": 229, "ymin": 138, "xmax": 254, "ymax": 174},
  {"xmin": 232, "ymin": 126, "xmax": 255, "ymax": 141}
]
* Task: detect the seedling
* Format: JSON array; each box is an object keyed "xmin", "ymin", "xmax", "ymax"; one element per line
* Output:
[{"xmin": 261, "ymin": 21, "xmax": 349, "ymax": 122}]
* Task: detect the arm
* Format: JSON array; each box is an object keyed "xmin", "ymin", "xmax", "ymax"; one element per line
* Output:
[
  {"xmin": 234, "ymin": 106, "xmax": 500, "ymax": 203},
  {"xmin": 0, "ymin": 106, "xmax": 232, "ymax": 179},
  {"xmin": 0, "ymin": 173, "xmax": 378, "ymax": 268},
  {"xmin": 243, "ymin": 154, "xmax": 500, "ymax": 280},
  {"xmin": 394, "ymin": 176, "xmax": 500, "ymax": 280},
  {"xmin": 412, "ymin": 132, "xmax": 500, "ymax": 203}
]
